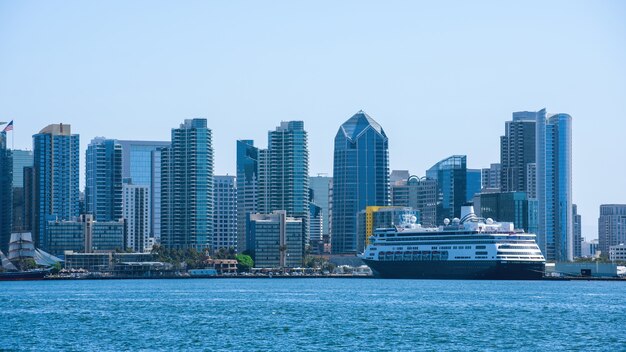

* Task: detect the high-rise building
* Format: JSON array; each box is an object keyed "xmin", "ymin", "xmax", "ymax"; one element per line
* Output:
[
  {"xmin": 23, "ymin": 166, "xmax": 34, "ymax": 232},
  {"xmin": 309, "ymin": 175, "xmax": 331, "ymax": 237},
  {"xmin": 426, "ymin": 155, "xmax": 467, "ymax": 225},
  {"xmin": 309, "ymin": 202, "xmax": 323, "ymax": 244},
  {"xmin": 466, "ymin": 169, "xmax": 482, "ymax": 203},
  {"xmin": 11, "ymin": 150, "xmax": 32, "ymax": 189},
  {"xmin": 501, "ymin": 112, "xmax": 536, "ymax": 193},
  {"xmin": 390, "ymin": 174, "xmax": 437, "ymax": 227},
  {"xmin": 161, "ymin": 119, "xmax": 213, "ymax": 250},
  {"xmin": 118, "ymin": 140, "xmax": 170, "ymax": 242},
  {"xmin": 123, "ymin": 182, "xmax": 150, "ymax": 252},
  {"xmin": 32, "ymin": 124, "xmax": 80, "ymax": 251},
  {"xmin": 11, "ymin": 150, "xmax": 32, "ymax": 233},
  {"xmin": 598, "ymin": 204, "xmax": 626, "ymax": 256},
  {"xmin": 248, "ymin": 211, "xmax": 303, "ymax": 268},
  {"xmin": 0, "ymin": 132, "xmax": 12, "ymax": 253},
  {"xmin": 85, "ymin": 138, "xmax": 122, "ymax": 222},
  {"xmin": 214, "ymin": 175, "xmax": 237, "ymax": 251},
  {"xmin": 332, "ymin": 111, "xmax": 389, "ymax": 254},
  {"xmin": 236, "ymin": 140, "xmax": 258, "ymax": 253},
  {"xmin": 536, "ymin": 109, "xmax": 572, "ymax": 261},
  {"xmin": 481, "ymin": 163, "xmax": 501, "ymax": 190},
  {"xmin": 356, "ymin": 206, "xmax": 419, "ymax": 253},
  {"xmin": 573, "ymin": 204, "xmax": 582, "ymax": 258},
  {"xmin": 477, "ymin": 192, "xmax": 534, "ymax": 233}
]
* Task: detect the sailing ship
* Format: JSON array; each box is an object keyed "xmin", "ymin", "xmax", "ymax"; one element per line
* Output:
[{"xmin": 0, "ymin": 232, "xmax": 61, "ymax": 281}]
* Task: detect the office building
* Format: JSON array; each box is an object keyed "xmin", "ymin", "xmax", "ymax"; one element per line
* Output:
[
  {"xmin": 501, "ymin": 112, "xmax": 536, "ymax": 193},
  {"xmin": 309, "ymin": 202, "xmax": 323, "ymax": 244},
  {"xmin": 123, "ymin": 182, "xmax": 150, "ymax": 252},
  {"xmin": 214, "ymin": 175, "xmax": 237, "ymax": 251},
  {"xmin": 426, "ymin": 155, "xmax": 467, "ymax": 225},
  {"xmin": 309, "ymin": 175, "xmax": 331, "ymax": 238},
  {"xmin": 0, "ymin": 132, "xmax": 12, "ymax": 253},
  {"xmin": 536, "ymin": 109, "xmax": 572, "ymax": 261},
  {"xmin": 46, "ymin": 214, "xmax": 124, "ymax": 255},
  {"xmin": 248, "ymin": 211, "xmax": 303, "ymax": 268},
  {"xmin": 85, "ymin": 138, "xmax": 123, "ymax": 222},
  {"xmin": 466, "ymin": 169, "xmax": 481, "ymax": 203},
  {"xmin": 11, "ymin": 149, "xmax": 32, "ymax": 189},
  {"xmin": 118, "ymin": 140, "xmax": 170, "ymax": 242},
  {"xmin": 477, "ymin": 192, "xmax": 534, "ymax": 233},
  {"xmin": 332, "ymin": 111, "xmax": 389, "ymax": 254},
  {"xmin": 32, "ymin": 124, "xmax": 80, "ymax": 251},
  {"xmin": 391, "ymin": 174, "xmax": 437, "ymax": 227},
  {"xmin": 573, "ymin": 204, "xmax": 582, "ymax": 258},
  {"xmin": 609, "ymin": 244, "xmax": 626, "ymax": 262},
  {"xmin": 161, "ymin": 119, "xmax": 213, "ymax": 250},
  {"xmin": 236, "ymin": 140, "xmax": 259, "ymax": 253},
  {"xmin": 481, "ymin": 163, "xmax": 501, "ymax": 190},
  {"xmin": 598, "ymin": 204, "xmax": 626, "ymax": 256}
]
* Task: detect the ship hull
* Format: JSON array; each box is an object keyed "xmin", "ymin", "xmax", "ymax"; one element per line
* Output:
[
  {"xmin": 0, "ymin": 270, "xmax": 49, "ymax": 281},
  {"xmin": 362, "ymin": 259, "xmax": 544, "ymax": 280}
]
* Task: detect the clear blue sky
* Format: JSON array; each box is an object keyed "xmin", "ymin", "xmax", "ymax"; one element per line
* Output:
[{"xmin": 1, "ymin": 1, "xmax": 625, "ymax": 240}]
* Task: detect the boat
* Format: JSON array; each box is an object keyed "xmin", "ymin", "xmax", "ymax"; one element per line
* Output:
[
  {"xmin": 0, "ymin": 232, "xmax": 61, "ymax": 281},
  {"xmin": 0, "ymin": 269, "xmax": 50, "ymax": 281},
  {"xmin": 359, "ymin": 206, "xmax": 545, "ymax": 279}
]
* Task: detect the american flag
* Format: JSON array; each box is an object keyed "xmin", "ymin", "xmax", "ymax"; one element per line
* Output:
[{"xmin": 3, "ymin": 120, "xmax": 13, "ymax": 132}]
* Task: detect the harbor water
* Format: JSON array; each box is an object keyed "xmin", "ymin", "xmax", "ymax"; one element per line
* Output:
[{"xmin": 1, "ymin": 278, "xmax": 625, "ymax": 351}]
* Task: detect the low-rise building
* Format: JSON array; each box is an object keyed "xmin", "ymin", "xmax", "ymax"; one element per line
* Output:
[
  {"xmin": 609, "ymin": 244, "xmax": 626, "ymax": 262},
  {"xmin": 248, "ymin": 211, "xmax": 303, "ymax": 268}
]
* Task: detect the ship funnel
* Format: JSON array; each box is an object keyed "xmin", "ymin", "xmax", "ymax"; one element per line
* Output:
[{"xmin": 460, "ymin": 205, "xmax": 477, "ymax": 223}]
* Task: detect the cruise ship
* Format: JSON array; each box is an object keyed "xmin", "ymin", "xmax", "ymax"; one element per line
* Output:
[{"xmin": 360, "ymin": 206, "xmax": 545, "ymax": 279}]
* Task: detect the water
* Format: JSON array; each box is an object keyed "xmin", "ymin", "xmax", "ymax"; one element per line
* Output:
[{"xmin": 1, "ymin": 279, "xmax": 625, "ymax": 351}]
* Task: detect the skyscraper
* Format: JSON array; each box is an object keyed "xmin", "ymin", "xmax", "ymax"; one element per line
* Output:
[
  {"xmin": 466, "ymin": 169, "xmax": 482, "ymax": 203},
  {"xmin": 536, "ymin": 109, "xmax": 572, "ymax": 261},
  {"xmin": 573, "ymin": 204, "xmax": 582, "ymax": 258},
  {"xmin": 332, "ymin": 111, "xmax": 389, "ymax": 254},
  {"xmin": 309, "ymin": 175, "xmax": 331, "ymax": 238},
  {"xmin": 390, "ymin": 174, "xmax": 438, "ymax": 227},
  {"xmin": 481, "ymin": 163, "xmax": 501, "ymax": 190},
  {"xmin": 11, "ymin": 150, "xmax": 32, "ymax": 232},
  {"xmin": 598, "ymin": 204, "xmax": 626, "ymax": 256},
  {"xmin": 161, "ymin": 119, "xmax": 213, "ymax": 250},
  {"xmin": 0, "ymin": 132, "xmax": 12, "ymax": 253},
  {"xmin": 118, "ymin": 140, "xmax": 170, "ymax": 242},
  {"xmin": 236, "ymin": 140, "xmax": 258, "ymax": 253},
  {"xmin": 11, "ymin": 150, "xmax": 32, "ymax": 188},
  {"xmin": 32, "ymin": 124, "xmax": 80, "ymax": 250},
  {"xmin": 426, "ymin": 155, "xmax": 467, "ymax": 225},
  {"xmin": 214, "ymin": 175, "xmax": 237, "ymax": 251},
  {"xmin": 123, "ymin": 182, "xmax": 150, "ymax": 252},
  {"xmin": 501, "ymin": 112, "xmax": 536, "ymax": 193},
  {"xmin": 85, "ymin": 138, "xmax": 122, "ymax": 221}
]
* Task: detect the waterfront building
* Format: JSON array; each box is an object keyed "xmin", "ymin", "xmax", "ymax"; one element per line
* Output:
[
  {"xmin": 248, "ymin": 211, "xmax": 303, "ymax": 268},
  {"xmin": 426, "ymin": 155, "xmax": 467, "ymax": 225},
  {"xmin": 481, "ymin": 163, "xmax": 501, "ymax": 190},
  {"xmin": 236, "ymin": 140, "xmax": 258, "ymax": 253},
  {"xmin": 309, "ymin": 175, "xmax": 331, "ymax": 239},
  {"xmin": 466, "ymin": 169, "xmax": 481, "ymax": 203},
  {"xmin": 609, "ymin": 244, "xmax": 626, "ymax": 262},
  {"xmin": 161, "ymin": 119, "xmax": 213, "ymax": 250},
  {"xmin": 573, "ymin": 204, "xmax": 582, "ymax": 258},
  {"xmin": 356, "ymin": 206, "xmax": 419, "ymax": 253},
  {"xmin": 85, "ymin": 138, "xmax": 123, "ymax": 222},
  {"xmin": 309, "ymin": 202, "xmax": 323, "ymax": 247},
  {"xmin": 598, "ymin": 204, "xmax": 626, "ymax": 256},
  {"xmin": 214, "ymin": 175, "xmax": 237, "ymax": 251},
  {"xmin": 332, "ymin": 111, "xmax": 389, "ymax": 254},
  {"xmin": 122, "ymin": 182, "xmax": 150, "ymax": 252},
  {"xmin": 0, "ymin": 132, "xmax": 12, "ymax": 253},
  {"xmin": 391, "ymin": 174, "xmax": 437, "ymax": 227},
  {"xmin": 32, "ymin": 124, "xmax": 80, "ymax": 251},
  {"xmin": 46, "ymin": 214, "xmax": 125, "ymax": 255},
  {"xmin": 501, "ymin": 112, "xmax": 536, "ymax": 193},
  {"xmin": 535, "ymin": 109, "xmax": 573, "ymax": 261},
  {"xmin": 477, "ymin": 191, "xmax": 535, "ymax": 233},
  {"xmin": 118, "ymin": 140, "xmax": 170, "ymax": 242}
]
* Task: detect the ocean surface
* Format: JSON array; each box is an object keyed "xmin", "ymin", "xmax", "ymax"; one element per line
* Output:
[{"xmin": 1, "ymin": 278, "xmax": 625, "ymax": 351}]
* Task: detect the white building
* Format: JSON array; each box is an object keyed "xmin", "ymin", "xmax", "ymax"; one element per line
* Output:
[
  {"xmin": 214, "ymin": 175, "xmax": 237, "ymax": 251},
  {"xmin": 609, "ymin": 244, "xmax": 626, "ymax": 262},
  {"xmin": 123, "ymin": 183, "xmax": 151, "ymax": 252}
]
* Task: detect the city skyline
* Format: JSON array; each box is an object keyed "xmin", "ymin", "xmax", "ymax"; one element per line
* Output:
[{"xmin": 1, "ymin": 1, "xmax": 625, "ymax": 241}]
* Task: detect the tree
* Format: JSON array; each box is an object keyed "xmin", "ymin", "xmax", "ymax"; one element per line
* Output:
[{"xmin": 235, "ymin": 254, "xmax": 254, "ymax": 272}]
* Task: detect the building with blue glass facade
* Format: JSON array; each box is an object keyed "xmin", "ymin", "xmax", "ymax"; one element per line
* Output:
[
  {"xmin": 118, "ymin": 140, "xmax": 170, "ymax": 242},
  {"xmin": 478, "ymin": 191, "xmax": 534, "ymax": 233},
  {"xmin": 236, "ymin": 140, "xmax": 258, "ymax": 253},
  {"xmin": 86, "ymin": 138, "xmax": 122, "ymax": 222},
  {"xmin": 466, "ymin": 168, "xmax": 482, "ymax": 203},
  {"xmin": 161, "ymin": 119, "xmax": 213, "ymax": 250},
  {"xmin": 536, "ymin": 109, "xmax": 572, "ymax": 261},
  {"xmin": 0, "ymin": 132, "xmax": 12, "ymax": 254},
  {"xmin": 309, "ymin": 175, "xmax": 331, "ymax": 239},
  {"xmin": 332, "ymin": 111, "xmax": 389, "ymax": 254},
  {"xmin": 426, "ymin": 155, "xmax": 467, "ymax": 225},
  {"xmin": 32, "ymin": 124, "xmax": 80, "ymax": 251}
]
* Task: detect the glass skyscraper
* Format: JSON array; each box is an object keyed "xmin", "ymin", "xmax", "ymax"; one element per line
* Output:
[
  {"xmin": 332, "ymin": 111, "xmax": 389, "ymax": 254},
  {"xmin": 309, "ymin": 175, "xmax": 331, "ymax": 238},
  {"xmin": 118, "ymin": 140, "xmax": 170, "ymax": 242},
  {"xmin": 160, "ymin": 119, "xmax": 213, "ymax": 250},
  {"xmin": 426, "ymin": 155, "xmax": 467, "ymax": 225},
  {"xmin": 501, "ymin": 112, "xmax": 537, "ymax": 193},
  {"xmin": 236, "ymin": 140, "xmax": 258, "ymax": 253},
  {"xmin": 536, "ymin": 109, "xmax": 572, "ymax": 262},
  {"xmin": 85, "ymin": 138, "xmax": 122, "ymax": 221},
  {"xmin": 32, "ymin": 124, "xmax": 80, "ymax": 251},
  {"xmin": 0, "ymin": 132, "xmax": 12, "ymax": 254}
]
